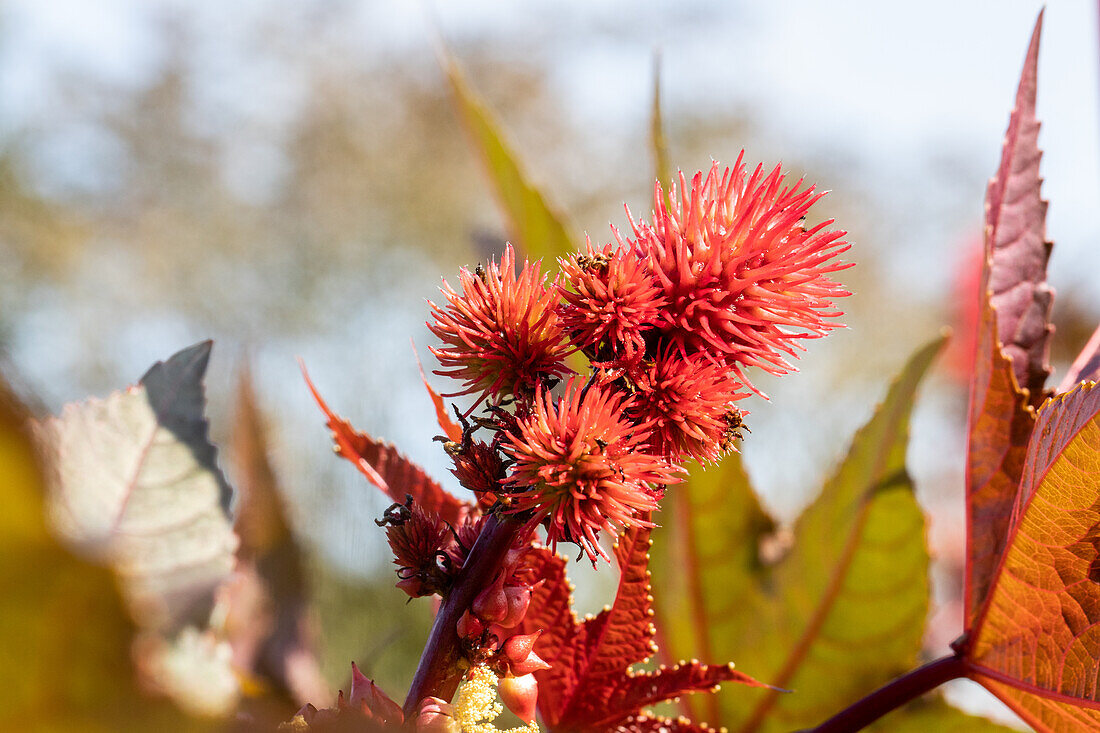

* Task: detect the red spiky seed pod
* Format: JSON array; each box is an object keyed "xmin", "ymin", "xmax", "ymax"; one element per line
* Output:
[
  {"xmin": 428, "ymin": 243, "xmax": 573, "ymax": 405},
  {"xmin": 628, "ymin": 349, "xmax": 751, "ymax": 464},
  {"xmin": 448, "ymin": 438, "xmax": 506, "ymax": 499},
  {"xmin": 630, "ymin": 155, "xmax": 851, "ymax": 390},
  {"xmin": 558, "ymin": 237, "xmax": 667, "ymax": 367},
  {"xmin": 501, "ymin": 378, "xmax": 682, "ymax": 562},
  {"xmin": 382, "ymin": 502, "xmax": 450, "ymax": 598}
]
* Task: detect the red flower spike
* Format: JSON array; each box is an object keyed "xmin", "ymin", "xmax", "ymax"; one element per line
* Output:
[
  {"xmin": 628, "ymin": 349, "xmax": 751, "ymax": 464},
  {"xmin": 428, "ymin": 242, "xmax": 573, "ymax": 405},
  {"xmin": 501, "ymin": 378, "xmax": 682, "ymax": 562},
  {"xmin": 629, "ymin": 155, "xmax": 851, "ymax": 390},
  {"xmin": 558, "ymin": 237, "xmax": 667, "ymax": 366},
  {"xmin": 498, "ymin": 673, "xmax": 540, "ymax": 724},
  {"xmin": 449, "ymin": 438, "xmax": 506, "ymax": 499},
  {"xmin": 517, "ymin": 525, "xmax": 767, "ymax": 730}
]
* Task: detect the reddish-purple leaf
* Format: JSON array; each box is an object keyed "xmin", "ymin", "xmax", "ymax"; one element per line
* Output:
[
  {"xmin": 301, "ymin": 363, "xmax": 471, "ymax": 526},
  {"xmin": 965, "ymin": 11, "xmax": 1048, "ymax": 625},
  {"xmin": 983, "ymin": 10, "xmax": 1053, "ymax": 406}
]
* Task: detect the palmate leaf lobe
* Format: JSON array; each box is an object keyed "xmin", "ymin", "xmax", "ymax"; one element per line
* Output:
[
  {"xmin": 965, "ymin": 9, "xmax": 1051, "ymax": 627},
  {"xmin": 301, "ymin": 363, "xmax": 472, "ymax": 526},
  {"xmin": 519, "ymin": 525, "xmax": 765, "ymax": 732}
]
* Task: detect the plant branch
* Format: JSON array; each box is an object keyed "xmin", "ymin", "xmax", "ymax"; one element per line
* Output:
[
  {"xmin": 402, "ymin": 512, "xmax": 523, "ymax": 721},
  {"xmin": 801, "ymin": 654, "xmax": 969, "ymax": 733}
]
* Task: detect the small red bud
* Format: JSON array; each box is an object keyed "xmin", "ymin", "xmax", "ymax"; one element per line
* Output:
[
  {"xmin": 416, "ymin": 697, "xmax": 457, "ymax": 732},
  {"xmin": 456, "ymin": 610, "xmax": 485, "ymax": 640},
  {"xmin": 349, "ymin": 662, "xmax": 403, "ymax": 724},
  {"xmin": 497, "ymin": 673, "xmax": 539, "ymax": 724},
  {"xmin": 511, "ymin": 649, "xmax": 551, "ymax": 676},
  {"xmin": 498, "ymin": 585, "xmax": 532, "ymax": 628},
  {"xmin": 472, "ymin": 571, "xmax": 508, "ymax": 623},
  {"xmin": 502, "ymin": 630, "xmax": 540, "ymax": 663}
]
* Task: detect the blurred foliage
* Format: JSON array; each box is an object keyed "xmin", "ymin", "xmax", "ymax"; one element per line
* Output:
[{"xmin": 0, "ymin": 371, "xmax": 214, "ymax": 731}]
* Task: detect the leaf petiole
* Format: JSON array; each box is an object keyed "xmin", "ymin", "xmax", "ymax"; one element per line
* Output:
[{"xmin": 803, "ymin": 654, "xmax": 969, "ymax": 733}]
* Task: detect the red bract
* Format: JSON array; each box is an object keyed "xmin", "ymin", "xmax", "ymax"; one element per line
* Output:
[
  {"xmin": 628, "ymin": 348, "xmax": 750, "ymax": 464},
  {"xmin": 500, "ymin": 378, "xmax": 681, "ymax": 562},
  {"xmin": 428, "ymin": 242, "xmax": 573, "ymax": 406},
  {"xmin": 630, "ymin": 155, "xmax": 851, "ymax": 390},
  {"xmin": 557, "ymin": 237, "xmax": 667, "ymax": 368}
]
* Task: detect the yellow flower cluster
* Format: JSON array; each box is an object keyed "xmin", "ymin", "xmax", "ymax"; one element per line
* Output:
[{"xmin": 451, "ymin": 665, "xmax": 538, "ymax": 733}]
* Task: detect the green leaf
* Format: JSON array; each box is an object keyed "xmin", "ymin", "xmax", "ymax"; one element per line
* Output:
[
  {"xmin": 650, "ymin": 450, "xmax": 774, "ymax": 725},
  {"xmin": 441, "ymin": 49, "xmax": 576, "ymax": 263},
  {"xmin": 650, "ymin": 54, "xmax": 673, "ymax": 211},
  {"xmin": 652, "ymin": 335, "xmax": 946, "ymax": 732}
]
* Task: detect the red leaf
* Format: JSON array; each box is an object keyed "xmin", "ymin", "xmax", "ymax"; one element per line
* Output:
[
  {"xmin": 617, "ymin": 713, "xmax": 722, "ymax": 733},
  {"xmin": 300, "ymin": 362, "xmax": 471, "ymax": 526},
  {"xmin": 519, "ymin": 525, "xmax": 765, "ymax": 731},
  {"xmin": 964, "ymin": 10, "xmax": 1048, "ymax": 626},
  {"xmin": 412, "ymin": 341, "xmax": 463, "ymax": 444},
  {"xmin": 966, "ymin": 382, "xmax": 1100, "ymax": 730}
]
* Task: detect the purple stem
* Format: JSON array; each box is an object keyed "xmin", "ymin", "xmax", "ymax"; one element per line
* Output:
[
  {"xmin": 402, "ymin": 513, "xmax": 523, "ymax": 721},
  {"xmin": 803, "ymin": 654, "xmax": 969, "ymax": 733}
]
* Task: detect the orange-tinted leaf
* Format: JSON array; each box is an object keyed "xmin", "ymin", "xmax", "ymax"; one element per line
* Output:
[
  {"xmin": 519, "ymin": 526, "xmax": 764, "ymax": 731},
  {"xmin": 979, "ymin": 678, "xmax": 1100, "ymax": 732},
  {"xmin": 965, "ymin": 307, "xmax": 1035, "ymax": 626},
  {"xmin": 301, "ymin": 363, "xmax": 471, "ymax": 526},
  {"xmin": 967, "ymin": 382, "xmax": 1100, "ymax": 730},
  {"xmin": 412, "ymin": 343, "xmax": 462, "ymax": 444},
  {"xmin": 229, "ymin": 363, "xmax": 329, "ymax": 708},
  {"xmin": 965, "ymin": 11, "xmax": 1048, "ymax": 625}
]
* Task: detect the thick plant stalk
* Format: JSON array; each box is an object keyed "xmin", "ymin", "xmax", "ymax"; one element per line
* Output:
[
  {"xmin": 804, "ymin": 654, "xmax": 968, "ymax": 733},
  {"xmin": 402, "ymin": 513, "xmax": 523, "ymax": 720}
]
